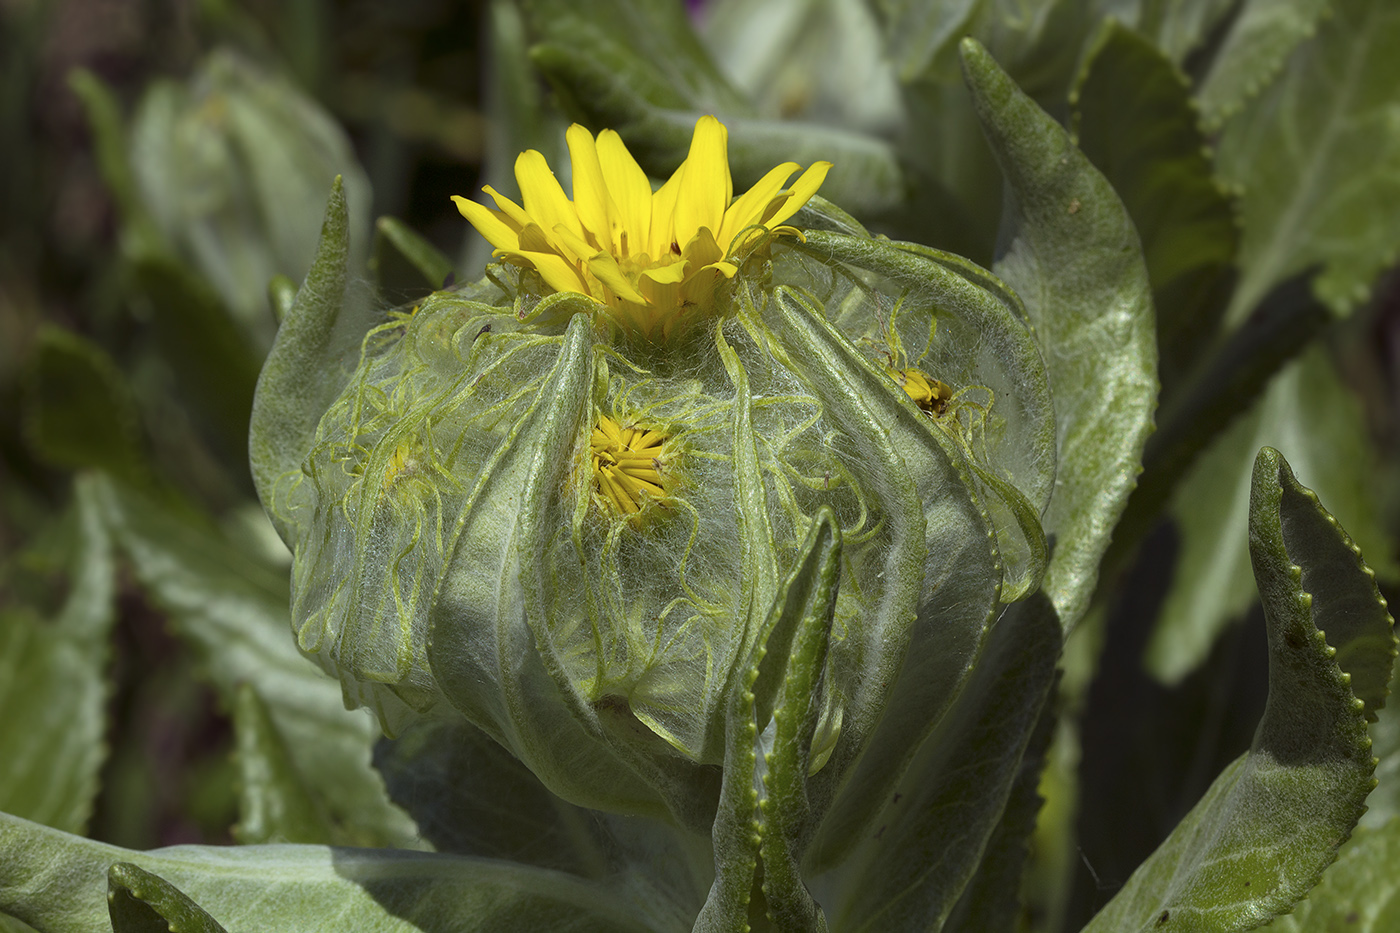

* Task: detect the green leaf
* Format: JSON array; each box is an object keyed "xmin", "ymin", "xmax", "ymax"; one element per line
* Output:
[
  {"xmin": 1132, "ymin": 0, "xmax": 1238, "ymax": 64},
  {"xmin": 375, "ymin": 718, "xmax": 706, "ymax": 928},
  {"xmin": 1217, "ymin": 0, "xmax": 1400, "ymax": 323},
  {"xmin": 232, "ymin": 683, "xmax": 336, "ymax": 845},
  {"xmin": 1263, "ymin": 819, "xmax": 1400, "ymax": 931},
  {"xmin": 522, "ymin": 0, "xmax": 904, "ymax": 217},
  {"xmin": 823, "ymin": 591, "xmax": 1061, "ymax": 930},
  {"xmin": 943, "ymin": 681, "xmax": 1057, "ymax": 933},
  {"xmin": 1146, "ymin": 345, "xmax": 1398, "ymax": 684},
  {"xmin": 108, "ymin": 863, "xmax": 228, "ymax": 933},
  {"xmin": 521, "ymin": 0, "xmax": 750, "ymax": 119},
  {"xmin": 0, "ymin": 478, "xmax": 115, "ymax": 835},
  {"xmin": 371, "ymin": 216, "xmax": 455, "ymax": 296},
  {"xmin": 66, "ymin": 68, "xmax": 160, "ymax": 254},
  {"xmin": 865, "ymin": 0, "xmax": 980, "ymax": 82},
  {"xmin": 23, "ymin": 328, "xmax": 145, "ymax": 483},
  {"xmin": 90, "ymin": 476, "xmax": 420, "ymax": 850},
  {"xmin": 968, "ymin": 0, "xmax": 1092, "ymax": 101},
  {"xmin": 1363, "ymin": 657, "xmax": 1400, "ymax": 830},
  {"xmin": 1196, "ymin": 0, "xmax": 1329, "ymax": 129},
  {"xmin": 1071, "ymin": 20, "xmax": 1238, "ymax": 394},
  {"xmin": 0, "ymin": 812, "xmax": 665, "ymax": 933},
  {"xmin": 129, "ymin": 51, "xmax": 373, "ymax": 339},
  {"xmin": 249, "ymin": 176, "xmax": 351, "ymax": 536},
  {"xmin": 129, "ymin": 255, "xmax": 263, "ymax": 458},
  {"xmin": 961, "ymin": 38, "xmax": 1158, "ymax": 633},
  {"xmin": 1082, "ymin": 447, "xmax": 1393, "ymax": 932}
]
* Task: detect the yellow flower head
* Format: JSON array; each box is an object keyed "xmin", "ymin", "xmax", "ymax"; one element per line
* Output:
[{"xmin": 453, "ymin": 116, "xmax": 831, "ymax": 339}]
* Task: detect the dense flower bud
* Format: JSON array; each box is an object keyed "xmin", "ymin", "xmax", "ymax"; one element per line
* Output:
[{"xmin": 255, "ymin": 120, "xmax": 1054, "ymax": 840}]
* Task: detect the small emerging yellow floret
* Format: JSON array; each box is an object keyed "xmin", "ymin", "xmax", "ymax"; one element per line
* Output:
[
  {"xmin": 590, "ymin": 416, "xmax": 670, "ymax": 518},
  {"xmin": 889, "ymin": 367, "xmax": 954, "ymax": 417},
  {"xmin": 383, "ymin": 443, "xmax": 414, "ymax": 486},
  {"xmin": 453, "ymin": 116, "xmax": 831, "ymax": 339}
]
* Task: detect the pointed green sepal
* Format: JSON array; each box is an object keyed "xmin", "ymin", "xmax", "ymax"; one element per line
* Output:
[
  {"xmin": 757, "ymin": 510, "xmax": 840, "ymax": 931},
  {"xmin": 249, "ymin": 175, "xmax": 351, "ymax": 541}
]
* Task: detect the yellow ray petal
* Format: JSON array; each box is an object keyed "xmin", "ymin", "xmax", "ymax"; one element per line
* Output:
[
  {"xmin": 517, "ymin": 223, "xmax": 555, "ymax": 254},
  {"xmin": 640, "ymin": 261, "xmax": 689, "ymax": 286},
  {"xmin": 761, "ymin": 161, "xmax": 833, "ymax": 229},
  {"xmin": 649, "ymin": 166, "xmax": 685, "ymax": 259},
  {"xmin": 596, "ymin": 129, "xmax": 652, "ymax": 256},
  {"xmin": 515, "ymin": 150, "xmax": 583, "ymax": 243},
  {"xmin": 565, "ymin": 124, "xmax": 614, "ymax": 251},
  {"xmin": 702, "ymin": 260, "xmax": 739, "ymax": 279},
  {"xmin": 549, "ymin": 222, "xmax": 599, "ymax": 266},
  {"xmin": 681, "ymin": 226, "xmax": 724, "ymax": 268},
  {"xmin": 452, "ymin": 195, "xmax": 521, "ymax": 251},
  {"xmin": 672, "ymin": 116, "xmax": 730, "ymax": 249},
  {"xmin": 716, "ymin": 161, "xmax": 798, "ymax": 254},
  {"xmin": 638, "ymin": 268, "xmax": 684, "ymax": 329},
  {"xmin": 482, "ymin": 185, "xmax": 532, "ymax": 228},
  {"xmin": 588, "ymin": 252, "xmax": 648, "ymax": 304},
  {"xmin": 493, "ymin": 248, "xmax": 588, "ymax": 296}
]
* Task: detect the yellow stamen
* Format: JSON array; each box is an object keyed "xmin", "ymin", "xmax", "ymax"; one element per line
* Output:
[
  {"xmin": 454, "ymin": 116, "xmax": 832, "ymax": 339},
  {"xmin": 590, "ymin": 416, "xmax": 671, "ymax": 518}
]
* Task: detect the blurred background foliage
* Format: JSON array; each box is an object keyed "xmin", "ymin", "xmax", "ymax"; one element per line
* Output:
[
  {"xmin": 1, "ymin": 1, "xmax": 1398, "ymax": 931},
  {"xmin": 1, "ymin": 0, "xmax": 494, "ymax": 855}
]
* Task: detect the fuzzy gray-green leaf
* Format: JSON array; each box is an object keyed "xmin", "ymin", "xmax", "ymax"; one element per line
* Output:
[
  {"xmin": 1196, "ymin": 0, "xmax": 1330, "ymax": 129},
  {"xmin": 1217, "ymin": 0, "xmax": 1400, "ymax": 322},
  {"xmin": 825, "ymin": 591, "xmax": 1061, "ymax": 931},
  {"xmin": 1262, "ymin": 820, "xmax": 1400, "ymax": 931},
  {"xmin": 756, "ymin": 511, "xmax": 839, "ymax": 931},
  {"xmin": 0, "ymin": 479, "xmax": 114, "ymax": 835},
  {"xmin": 762, "ymin": 285, "xmax": 1000, "ymax": 875},
  {"xmin": 108, "ymin": 863, "xmax": 228, "ymax": 933},
  {"xmin": 961, "ymin": 38, "xmax": 1157, "ymax": 633},
  {"xmin": 231, "ymin": 684, "xmax": 337, "ymax": 845},
  {"xmin": 1071, "ymin": 20, "xmax": 1238, "ymax": 394},
  {"xmin": 1082, "ymin": 447, "xmax": 1391, "ymax": 932},
  {"xmin": 0, "ymin": 812, "xmax": 662, "ymax": 933}
]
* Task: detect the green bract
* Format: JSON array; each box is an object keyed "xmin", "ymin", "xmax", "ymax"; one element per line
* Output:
[{"xmin": 253, "ymin": 190, "xmax": 1053, "ymax": 845}]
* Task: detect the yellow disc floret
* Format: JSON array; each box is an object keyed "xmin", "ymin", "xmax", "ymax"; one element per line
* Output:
[
  {"xmin": 590, "ymin": 416, "xmax": 671, "ymax": 518},
  {"xmin": 453, "ymin": 116, "xmax": 831, "ymax": 339}
]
